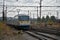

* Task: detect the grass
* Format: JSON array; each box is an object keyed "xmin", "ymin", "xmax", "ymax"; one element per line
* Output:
[
  {"xmin": 0, "ymin": 21, "xmax": 22, "ymax": 36},
  {"xmin": 31, "ymin": 22, "xmax": 60, "ymax": 36},
  {"xmin": 0, "ymin": 21, "xmax": 14, "ymax": 39},
  {"xmin": 0, "ymin": 22, "xmax": 23, "ymax": 40}
]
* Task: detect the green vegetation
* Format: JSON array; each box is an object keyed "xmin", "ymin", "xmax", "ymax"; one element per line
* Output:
[
  {"xmin": 45, "ymin": 15, "xmax": 50, "ymax": 22},
  {"xmin": 37, "ymin": 17, "xmax": 41, "ymax": 22},
  {"xmin": 31, "ymin": 16, "xmax": 60, "ymax": 36},
  {"xmin": 50, "ymin": 16, "xmax": 56, "ymax": 22},
  {"xmin": 31, "ymin": 16, "xmax": 60, "ymax": 29},
  {"xmin": 41, "ymin": 16, "xmax": 45, "ymax": 22},
  {"xmin": 32, "ymin": 16, "xmax": 58, "ymax": 28},
  {"xmin": 37, "ymin": 16, "xmax": 56, "ymax": 24}
]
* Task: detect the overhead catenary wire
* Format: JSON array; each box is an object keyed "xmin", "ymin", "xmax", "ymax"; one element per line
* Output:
[
  {"xmin": 0, "ymin": 0, "xmax": 60, "ymax": 19},
  {"xmin": 1, "ymin": 5, "xmax": 60, "ymax": 7}
]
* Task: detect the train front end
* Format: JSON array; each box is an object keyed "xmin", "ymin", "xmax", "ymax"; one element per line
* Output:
[{"xmin": 18, "ymin": 15, "xmax": 30, "ymax": 30}]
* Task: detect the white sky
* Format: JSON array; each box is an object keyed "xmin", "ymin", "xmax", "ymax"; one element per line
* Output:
[{"xmin": 0, "ymin": 0, "xmax": 60, "ymax": 19}]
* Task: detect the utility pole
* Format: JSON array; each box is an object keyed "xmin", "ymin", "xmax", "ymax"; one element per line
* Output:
[
  {"xmin": 37, "ymin": 6, "xmax": 38, "ymax": 18},
  {"xmin": 57, "ymin": 11, "xmax": 59, "ymax": 19},
  {"xmin": 17, "ymin": 9, "xmax": 20, "ymax": 16},
  {"xmin": 28, "ymin": 10, "xmax": 29, "ymax": 16},
  {"xmin": 2, "ymin": 0, "xmax": 5, "ymax": 21},
  {"xmin": 4, "ymin": 6, "xmax": 7, "ymax": 21},
  {"xmin": 48, "ymin": 12, "xmax": 51, "ymax": 17},
  {"xmin": 33, "ymin": 13, "xmax": 34, "ymax": 19},
  {"xmin": 17, "ymin": 9, "xmax": 20, "ymax": 20},
  {"xmin": 30, "ymin": 12, "xmax": 31, "ymax": 17},
  {"xmin": 40, "ymin": 0, "xmax": 42, "ymax": 18}
]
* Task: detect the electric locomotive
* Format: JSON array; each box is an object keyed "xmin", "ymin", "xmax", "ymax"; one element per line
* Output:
[{"xmin": 18, "ymin": 14, "xmax": 30, "ymax": 30}]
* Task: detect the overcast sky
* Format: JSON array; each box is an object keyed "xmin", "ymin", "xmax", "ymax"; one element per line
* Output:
[{"xmin": 0, "ymin": 0, "xmax": 60, "ymax": 19}]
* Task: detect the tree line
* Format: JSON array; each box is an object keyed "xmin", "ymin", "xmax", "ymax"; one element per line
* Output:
[{"xmin": 37, "ymin": 15, "xmax": 56, "ymax": 23}]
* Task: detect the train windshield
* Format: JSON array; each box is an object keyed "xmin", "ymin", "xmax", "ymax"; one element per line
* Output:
[{"xmin": 18, "ymin": 16, "xmax": 29, "ymax": 21}]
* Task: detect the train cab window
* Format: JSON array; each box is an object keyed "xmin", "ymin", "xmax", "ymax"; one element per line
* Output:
[{"xmin": 18, "ymin": 16, "xmax": 29, "ymax": 21}]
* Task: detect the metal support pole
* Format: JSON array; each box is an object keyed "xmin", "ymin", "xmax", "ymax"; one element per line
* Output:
[
  {"xmin": 5, "ymin": 6, "xmax": 7, "ymax": 21},
  {"xmin": 17, "ymin": 9, "xmax": 20, "ymax": 16},
  {"xmin": 57, "ymin": 11, "xmax": 59, "ymax": 19},
  {"xmin": 30, "ymin": 12, "xmax": 31, "ymax": 17},
  {"xmin": 33, "ymin": 13, "xmax": 34, "ymax": 19},
  {"xmin": 2, "ymin": 0, "xmax": 5, "ymax": 21},
  {"xmin": 33, "ymin": 13, "xmax": 34, "ymax": 23},
  {"xmin": 37, "ymin": 6, "xmax": 38, "ymax": 18},
  {"xmin": 40, "ymin": 0, "xmax": 42, "ymax": 18},
  {"xmin": 4, "ymin": 7, "xmax": 7, "ymax": 21},
  {"xmin": 17, "ymin": 9, "xmax": 20, "ymax": 20},
  {"xmin": 28, "ymin": 10, "xmax": 29, "ymax": 16},
  {"xmin": 18, "ymin": 11, "xmax": 19, "ymax": 16}
]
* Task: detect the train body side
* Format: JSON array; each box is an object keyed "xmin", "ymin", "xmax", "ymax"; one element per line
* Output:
[{"xmin": 6, "ymin": 15, "xmax": 30, "ymax": 30}]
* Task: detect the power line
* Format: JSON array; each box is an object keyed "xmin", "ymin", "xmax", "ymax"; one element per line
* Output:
[
  {"xmin": 1, "ymin": 5, "xmax": 60, "ymax": 7},
  {"xmin": 7, "ymin": 10, "xmax": 60, "ymax": 12}
]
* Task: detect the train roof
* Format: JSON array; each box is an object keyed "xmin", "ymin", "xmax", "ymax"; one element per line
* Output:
[
  {"xmin": 18, "ymin": 14, "xmax": 29, "ymax": 16},
  {"xmin": 14, "ymin": 14, "xmax": 29, "ymax": 17}
]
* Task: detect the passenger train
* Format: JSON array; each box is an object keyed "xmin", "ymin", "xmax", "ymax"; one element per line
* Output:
[{"xmin": 7, "ymin": 14, "xmax": 30, "ymax": 30}]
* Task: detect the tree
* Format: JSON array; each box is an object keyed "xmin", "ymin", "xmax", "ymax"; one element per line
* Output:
[
  {"xmin": 41, "ymin": 16, "xmax": 45, "ymax": 22},
  {"xmin": 45, "ymin": 15, "xmax": 50, "ymax": 22},
  {"xmin": 50, "ymin": 16, "xmax": 56, "ymax": 22},
  {"xmin": 37, "ymin": 17, "xmax": 41, "ymax": 22}
]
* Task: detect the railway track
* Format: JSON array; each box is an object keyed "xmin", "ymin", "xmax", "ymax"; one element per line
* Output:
[
  {"xmin": 6, "ymin": 24, "xmax": 60, "ymax": 40},
  {"xmin": 25, "ymin": 31, "xmax": 59, "ymax": 40}
]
